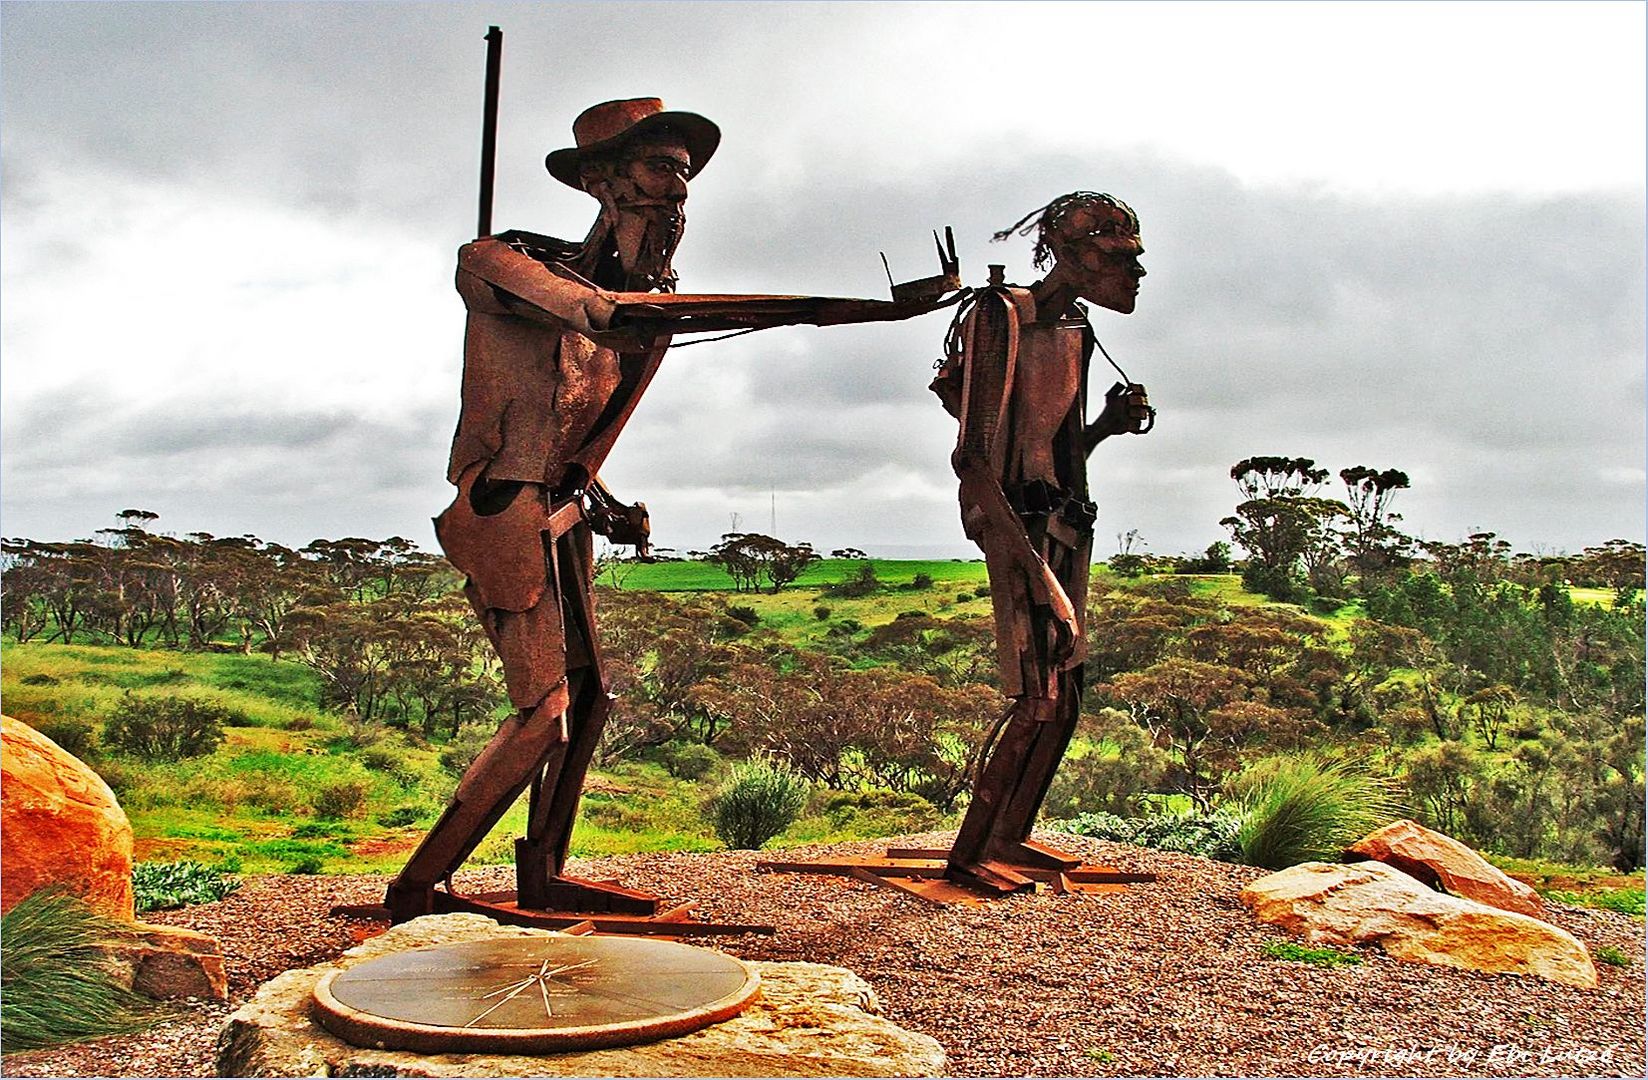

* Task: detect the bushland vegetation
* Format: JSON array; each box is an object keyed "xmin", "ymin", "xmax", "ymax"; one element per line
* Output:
[{"xmin": 3, "ymin": 473, "xmax": 1643, "ymax": 880}]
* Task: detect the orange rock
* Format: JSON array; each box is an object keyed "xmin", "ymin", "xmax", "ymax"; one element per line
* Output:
[
  {"xmin": 1241, "ymin": 861, "xmax": 1597, "ymax": 989},
  {"xmin": 1, "ymin": 715, "xmax": 135, "ymax": 921},
  {"xmin": 1, "ymin": 716, "xmax": 229, "ymax": 1000},
  {"xmin": 108, "ymin": 923, "xmax": 229, "ymax": 1001},
  {"xmin": 1348, "ymin": 818, "xmax": 1546, "ymax": 918}
]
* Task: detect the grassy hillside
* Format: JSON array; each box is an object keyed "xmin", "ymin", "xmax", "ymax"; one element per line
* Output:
[{"xmin": 1, "ymin": 638, "xmax": 955, "ymax": 876}]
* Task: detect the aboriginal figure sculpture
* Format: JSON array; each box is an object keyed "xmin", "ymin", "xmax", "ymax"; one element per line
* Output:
[
  {"xmin": 929, "ymin": 192, "xmax": 1154, "ymax": 894},
  {"xmin": 387, "ymin": 96, "xmax": 955, "ymax": 924}
]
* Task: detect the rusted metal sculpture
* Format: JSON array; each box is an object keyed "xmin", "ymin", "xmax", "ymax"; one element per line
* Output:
[
  {"xmin": 760, "ymin": 194, "xmax": 1158, "ymax": 904},
  {"xmin": 930, "ymin": 192, "xmax": 1155, "ymax": 893},
  {"xmin": 383, "ymin": 94, "xmax": 955, "ymax": 931}
]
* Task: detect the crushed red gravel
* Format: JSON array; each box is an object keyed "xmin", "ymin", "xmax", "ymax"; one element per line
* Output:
[{"xmin": 4, "ymin": 832, "xmax": 1642, "ymax": 1077}]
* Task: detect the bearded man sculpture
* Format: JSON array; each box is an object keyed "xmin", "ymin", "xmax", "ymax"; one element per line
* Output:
[
  {"xmin": 930, "ymin": 192, "xmax": 1154, "ymax": 894},
  {"xmin": 387, "ymin": 98, "xmax": 952, "ymax": 923}
]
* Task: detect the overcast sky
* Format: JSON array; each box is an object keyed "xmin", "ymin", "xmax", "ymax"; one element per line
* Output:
[{"xmin": 3, "ymin": 2, "xmax": 1643, "ymax": 560}]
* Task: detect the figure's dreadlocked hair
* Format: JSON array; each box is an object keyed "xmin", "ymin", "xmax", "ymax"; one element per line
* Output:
[{"xmin": 991, "ymin": 191, "xmax": 1138, "ymax": 271}]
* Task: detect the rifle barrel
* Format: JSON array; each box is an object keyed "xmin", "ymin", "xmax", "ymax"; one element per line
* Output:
[{"xmin": 477, "ymin": 26, "xmax": 503, "ymax": 238}]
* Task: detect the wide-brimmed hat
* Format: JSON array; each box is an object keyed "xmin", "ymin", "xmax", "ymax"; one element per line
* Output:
[{"xmin": 545, "ymin": 98, "xmax": 721, "ymax": 190}]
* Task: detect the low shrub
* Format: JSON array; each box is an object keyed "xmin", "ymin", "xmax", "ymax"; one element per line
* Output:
[
  {"xmin": 813, "ymin": 605, "xmax": 832, "ymax": 621},
  {"xmin": 817, "ymin": 788, "xmax": 941, "ymax": 834},
  {"xmin": 313, "ymin": 779, "xmax": 369, "ymax": 821},
  {"xmin": 973, "ymin": 583, "xmax": 991, "ymax": 598},
  {"xmin": 907, "ymin": 572, "xmax": 934, "ymax": 590},
  {"xmin": 1042, "ymin": 715, "xmax": 1173, "ymax": 819},
  {"xmin": 582, "ymin": 798, "xmax": 651, "ymax": 830},
  {"xmin": 822, "ymin": 562, "xmax": 881, "ymax": 598},
  {"xmin": 131, "ymin": 860, "xmax": 242, "ymax": 913},
  {"xmin": 339, "ymin": 712, "xmax": 384, "ymax": 750},
  {"xmin": 440, "ymin": 724, "xmax": 493, "ymax": 777},
  {"xmin": 285, "ymin": 856, "xmax": 325, "ymax": 875},
  {"xmin": 19, "ymin": 672, "xmax": 61, "ymax": 686},
  {"xmin": 34, "ymin": 716, "xmax": 97, "ymax": 761},
  {"xmin": 1594, "ymin": 945, "xmax": 1631, "ymax": 967},
  {"xmin": 102, "ymin": 693, "xmax": 237, "ymax": 761},
  {"xmin": 289, "ymin": 821, "xmax": 351, "ymax": 839},
  {"xmin": 665, "ymin": 743, "xmax": 721, "ymax": 781},
  {"xmin": 243, "ymin": 775, "xmax": 304, "ymax": 815},
  {"xmin": 1054, "ymin": 809, "xmax": 1244, "ymax": 861},
  {"xmin": 283, "ymin": 715, "xmax": 317, "ymax": 732},
  {"xmin": 91, "ymin": 759, "xmax": 140, "ymax": 799},
  {"xmin": 1229, "ymin": 754, "xmax": 1399, "ymax": 870},
  {"xmin": 0, "ymin": 890, "xmax": 171, "ymax": 1050},
  {"xmin": 358, "ymin": 746, "xmax": 407, "ymax": 774},
  {"xmin": 709, "ymin": 755, "xmax": 808, "ymax": 850},
  {"xmin": 725, "ymin": 605, "xmax": 760, "ymax": 627},
  {"xmin": 359, "ymin": 744, "xmax": 427, "ymax": 790},
  {"xmin": 376, "ymin": 804, "xmax": 431, "ymax": 828}
]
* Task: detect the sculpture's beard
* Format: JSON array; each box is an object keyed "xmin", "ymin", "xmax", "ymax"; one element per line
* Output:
[{"xmin": 611, "ymin": 202, "xmax": 684, "ymax": 292}]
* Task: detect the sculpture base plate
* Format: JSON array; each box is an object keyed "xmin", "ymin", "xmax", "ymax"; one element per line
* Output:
[
  {"xmin": 311, "ymin": 936, "xmax": 760, "ymax": 1054},
  {"xmin": 758, "ymin": 844, "xmax": 1156, "ymax": 905}
]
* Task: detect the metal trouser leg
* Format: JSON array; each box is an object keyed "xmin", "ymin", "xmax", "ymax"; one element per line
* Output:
[
  {"xmin": 948, "ymin": 515, "xmax": 1087, "ymax": 881},
  {"xmin": 515, "ymin": 524, "xmax": 616, "ymax": 907},
  {"xmin": 386, "ymin": 472, "xmax": 575, "ymax": 922},
  {"xmin": 385, "ymin": 646, "xmax": 570, "ymax": 921}
]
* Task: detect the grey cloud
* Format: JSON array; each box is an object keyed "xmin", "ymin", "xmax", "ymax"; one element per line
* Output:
[
  {"xmin": 1, "ymin": 386, "xmax": 453, "ymax": 546},
  {"xmin": 2, "ymin": 6, "xmax": 1640, "ymax": 556}
]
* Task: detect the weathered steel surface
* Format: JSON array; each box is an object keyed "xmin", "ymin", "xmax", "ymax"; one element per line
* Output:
[
  {"xmin": 756, "ymin": 852, "xmax": 1155, "ymax": 906},
  {"xmin": 931, "ymin": 192, "xmax": 1154, "ymax": 892},
  {"xmin": 312, "ymin": 936, "xmax": 760, "ymax": 1053},
  {"xmin": 389, "ymin": 91, "xmax": 955, "ymax": 929}
]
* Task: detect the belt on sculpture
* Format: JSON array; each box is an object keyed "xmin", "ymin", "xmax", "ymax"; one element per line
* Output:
[{"xmin": 1006, "ymin": 479, "xmax": 1096, "ymax": 532}]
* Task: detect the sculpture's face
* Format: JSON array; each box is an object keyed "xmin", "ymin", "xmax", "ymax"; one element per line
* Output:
[
  {"xmin": 583, "ymin": 132, "xmax": 692, "ymax": 289},
  {"xmin": 1050, "ymin": 201, "xmax": 1146, "ymax": 314}
]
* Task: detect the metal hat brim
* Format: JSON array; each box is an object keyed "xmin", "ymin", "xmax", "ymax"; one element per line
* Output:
[{"xmin": 545, "ymin": 111, "xmax": 721, "ymax": 191}]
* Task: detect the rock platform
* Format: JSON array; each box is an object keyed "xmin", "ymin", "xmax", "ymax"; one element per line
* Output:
[{"xmin": 216, "ymin": 913, "xmax": 948, "ymax": 1077}]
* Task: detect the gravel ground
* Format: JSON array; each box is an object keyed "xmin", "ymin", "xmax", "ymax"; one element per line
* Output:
[{"xmin": 5, "ymin": 832, "xmax": 1643, "ymax": 1078}]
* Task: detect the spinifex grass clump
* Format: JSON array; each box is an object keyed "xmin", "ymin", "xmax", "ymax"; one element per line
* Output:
[
  {"xmin": 0, "ymin": 890, "xmax": 172, "ymax": 1052},
  {"xmin": 709, "ymin": 755, "xmax": 808, "ymax": 849},
  {"xmin": 131, "ymin": 860, "xmax": 242, "ymax": 913},
  {"xmin": 1229, "ymin": 754, "xmax": 1399, "ymax": 870}
]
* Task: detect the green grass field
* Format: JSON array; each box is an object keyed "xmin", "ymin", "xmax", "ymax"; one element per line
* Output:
[{"xmin": 611, "ymin": 557, "xmax": 991, "ymax": 592}]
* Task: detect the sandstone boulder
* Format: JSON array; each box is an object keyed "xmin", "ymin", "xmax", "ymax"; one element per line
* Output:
[
  {"xmin": 1, "ymin": 715, "xmax": 229, "ymax": 1000},
  {"xmin": 1, "ymin": 714, "xmax": 135, "ymax": 920},
  {"xmin": 1348, "ymin": 818, "xmax": 1545, "ymax": 918},
  {"xmin": 217, "ymin": 913, "xmax": 947, "ymax": 1077},
  {"xmin": 109, "ymin": 922, "xmax": 230, "ymax": 1001},
  {"xmin": 1241, "ymin": 861, "xmax": 1596, "ymax": 988}
]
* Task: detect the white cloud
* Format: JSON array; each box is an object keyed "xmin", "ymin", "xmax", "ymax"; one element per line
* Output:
[{"xmin": 1, "ymin": 164, "xmax": 459, "ymax": 415}]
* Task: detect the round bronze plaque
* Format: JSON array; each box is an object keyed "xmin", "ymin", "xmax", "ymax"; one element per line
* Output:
[{"xmin": 311, "ymin": 936, "xmax": 760, "ymax": 1054}]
